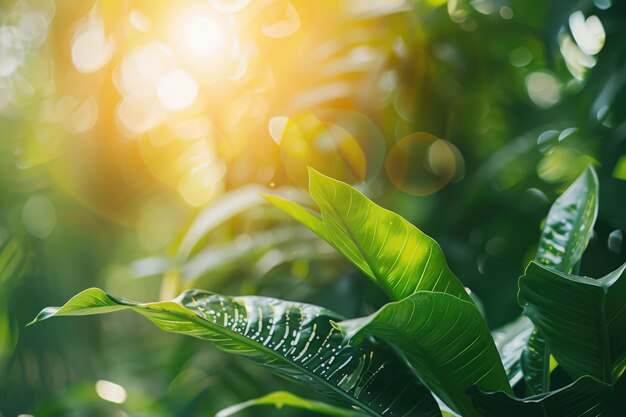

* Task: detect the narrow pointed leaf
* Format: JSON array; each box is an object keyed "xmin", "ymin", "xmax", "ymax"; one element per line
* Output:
[
  {"xmin": 215, "ymin": 391, "xmax": 367, "ymax": 417},
  {"xmin": 522, "ymin": 166, "xmax": 599, "ymax": 393},
  {"xmin": 534, "ymin": 166, "xmax": 598, "ymax": 272},
  {"xmin": 520, "ymin": 330, "xmax": 550, "ymax": 394},
  {"xmin": 336, "ymin": 292, "xmax": 511, "ymax": 417},
  {"xmin": 262, "ymin": 194, "xmax": 331, "ymax": 242},
  {"xmin": 469, "ymin": 376, "xmax": 617, "ymax": 417},
  {"xmin": 32, "ymin": 288, "xmax": 441, "ymax": 417},
  {"xmin": 267, "ymin": 168, "xmax": 471, "ymax": 303},
  {"xmin": 519, "ymin": 261, "xmax": 626, "ymax": 384}
]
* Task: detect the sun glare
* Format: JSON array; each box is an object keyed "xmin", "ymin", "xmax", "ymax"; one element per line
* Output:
[
  {"xmin": 157, "ymin": 69, "xmax": 198, "ymax": 111},
  {"xmin": 183, "ymin": 16, "xmax": 222, "ymax": 56}
]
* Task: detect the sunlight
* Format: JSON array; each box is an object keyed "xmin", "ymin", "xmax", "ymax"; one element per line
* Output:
[
  {"xmin": 182, "ymin": 16, "xmax": 222, "ymax": 56},
  {"xmin": 171, "ymin": 8, "xmax": 228, "ymax": 63},
  {"xmin": 156, "ymin": 69, "xmax": 198, "ymax": 111}
]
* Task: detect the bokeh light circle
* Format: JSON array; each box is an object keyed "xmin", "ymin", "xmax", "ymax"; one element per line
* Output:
[
  {"xmin": 0, "ymin": 26, "xmax": 25, "ymax": 76},
  {"xmin": 280, "ymin": 114, "xmax": 365, "ymax": 188},
  {"xmin": 385, "ymin": 132, "xmax": 458, "ymax": 196}
]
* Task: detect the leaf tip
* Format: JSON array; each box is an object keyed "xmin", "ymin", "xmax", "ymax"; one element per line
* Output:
[{"xmin": 26, "ymin": 306, "xmax": 60, "ymax": 327}]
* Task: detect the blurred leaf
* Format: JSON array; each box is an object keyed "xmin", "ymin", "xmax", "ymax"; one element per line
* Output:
[
  {"xmin": 519, "ymin": 261, "xmax": 626, "ymax": 384},
  {"xmin": 177, "ymin": 186, "xmax": 268, "ymax": 259},
  {"xmin": 613, "ymin": 155, "xmax": 626, "ymax": 181},
  {"xmin": 181, "ymin": 226, "xmax": 315, "ymax": 284},
  {"xmin": 32, "ymin": 288, "xmax": 441, "ymax": 417},
  {"xmin": 215, "ymin": 391, "xmax": 366, "ymax": 417},
  {"xmin": 0, "ymin": 237, "xmax": 27, "ymax": 285},
  {"xmin": 336, "ymin": 292, "xmax": 511, "ymax": 417}
]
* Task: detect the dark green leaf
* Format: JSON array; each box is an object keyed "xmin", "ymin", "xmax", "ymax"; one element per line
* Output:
[
  {"xmin": 491, "ymin": 316, "xmax": 534, "ymax": 387},
  {"xmin": 534, "ymin": 166, "xmax": 598, "ymax": 272},
  {"xmin": 520, "ymin": 330, "xmax": 550, "ymax": 394},
  {"xmin": 336, "ymin": 291, "xmax": 511, "ymax": 417},
  {"xmin": 469, "ymin": 376, "xmax": 616, "ymax": 417},
  {"xmin": 519, "ymin": 261, "xmax": 626, "ymax": 384},
  {"xmin": 522, "ymin": 166, "xmax": 599, "ymax": 393},
  {"xmin": 31, "ymin": 288, "xmax": 441, "ymax": 417}
]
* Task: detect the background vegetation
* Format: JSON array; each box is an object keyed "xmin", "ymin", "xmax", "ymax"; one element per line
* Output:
[{"xmin": 1, "ymin": 0, "xmax": 625, "ymax": 416}]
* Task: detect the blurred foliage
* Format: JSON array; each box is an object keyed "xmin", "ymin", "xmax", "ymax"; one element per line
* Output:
[{"xmin": 1, "ymin": 0, "xmax": 626, "ymax": 416}]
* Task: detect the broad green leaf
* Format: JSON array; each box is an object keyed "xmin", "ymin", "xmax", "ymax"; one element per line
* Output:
[
  {"xmin": 469, "ymin": 376, "xmax": 616, "ymax": 417},
  {"xmin": 522, "ymin": 166, "xmax": 599, "ymax": 394},
  {"xmin": 267, "ymin": 168, "xmax": 471, "ymax": 304},
  {"xmin": 215, "ymin": 391, "xmax": 366, "ymax": 417},
  {"xmin": 519, "ymin": 261, "xmax": 626, "ymax": 384},
  {"xmin": 336, "ymin": 292, "xmax": 511, "ymax": 417},
  {"xmin": 32, "ymin": 288, "xmax": 441, "ymax": 417},
  {"xmin": 491, "ymin": 316, "xmax": 534, "ymax": 387}
]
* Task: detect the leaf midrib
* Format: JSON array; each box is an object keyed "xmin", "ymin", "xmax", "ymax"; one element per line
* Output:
[{"xmin": 130, "ymin": 301, "xmax": 384, "ymax": 417}]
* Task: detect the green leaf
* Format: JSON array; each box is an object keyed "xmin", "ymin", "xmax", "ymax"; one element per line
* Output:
[
  {"xmin": 31, "ymin": 288, "xmax": 441, "ymax": 417},
  {"xmin": 215, "ymin": 391, "xmax": 366, "ymax": 417},
  {"xmin": 534, "ymin": 166, "xmax": 598, "ymax": 272},
  {"xmin": 522, "ymin": 166, "xmax": 599, "ymax": 393},
  {"xmin": 336, "ymin": 291, "xmax": 511, "ymax": 417},
  {"xmin": 267, "ymin": 168, "xmax": 471, "ymax": 303},
  {"xmin": 519, "ymin": 261, "xmax": 626, "ymax": 384},
  {"xmin": 177, "ymin": 185, "xmax": 267, "ymax": 259},
  {"xmin": 520, "ymin": 330, "xmax": 550, "ymax": 394},
  {"xmin": 491, "ymin": 316, "xmax": 534, "ymax": 387},
  {"xmin": 468, "ymin": 376, "xmax": 616, "ymax": 417},
  {"xmin": 0, "ymin": 237, "xmax": 26, "ymax": 284},
  {"xmin": 262, "ymin": 194, "xmax": 330, "ymax": 242}
]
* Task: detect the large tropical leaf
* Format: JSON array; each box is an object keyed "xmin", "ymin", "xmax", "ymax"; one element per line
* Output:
[
  {"xmin": 266, "ymin": 168, "xmax": 471, "ymax": 303},
  {"xmin": 519, "ymin": 261, "xmax": 626, "ymax": 384},
  {"xmin": 522, "ymin": 166, "xmax": 599, "ymax": 394},
  {"xmin": 31, "ymin": 288, "xmax": 440, "ymax": 417},
  {"xmin": 336, "ymin": 291, "xmax": 511, "ymax": 417},
  {"xmin": 468, "ymin": 376, "xmax": 618, "ymax": 417},
  {"xmin": 215, "ymin": 391, "xmax": 366, "ymax": 417}
]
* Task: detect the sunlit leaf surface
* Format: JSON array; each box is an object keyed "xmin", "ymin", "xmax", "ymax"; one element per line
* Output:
[
  {"xmin": 215, "ymin": 391, "xmax": 366, "ymax": 417},
  {"xmin": 337, "ymin": 292, "xmax": 510, "ymax": 417},
  {"xmin": 269, "ymin": 169, "xmax": 472, "ymax": 303},
  {"xmin": 32, "ymin": 288, "xmax": 441, "ymax": 417}
]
